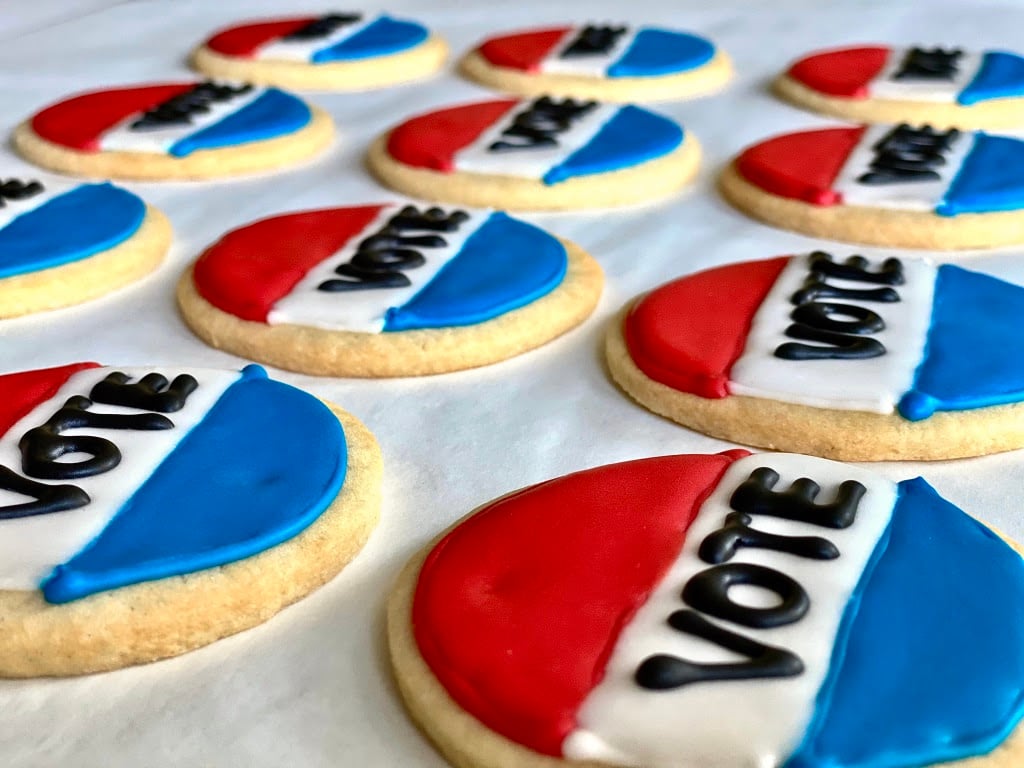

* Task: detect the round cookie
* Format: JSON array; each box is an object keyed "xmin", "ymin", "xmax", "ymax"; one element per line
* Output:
[
  {"xmin": 776, "ymin": 45, "xmax": 1024, "ymax": 129},
  {"xmin": 368, "ymin": 97, "xmax": 699, "ymax": 210},
  {"xmin": 389, "ymin": 449, "xmax": 1024, "ymax": 768},
  {"xmin": 460, "ymin": 23, "xmax": 731, "ymax": 102},
  {"xmin": 607, "ymin": 250, "xmax": 1024, "ymax": 461},
  {"xmin": 191, "ymin": 12, "xmax": 447, "ymax": 91},
  {"xmin": 721, "ymin": 123, "xmax": 1024, "ymax": 249},
  {"xmin": 0, "ymin": 362, "xmax": 381, "ymax": 677},
  {"xmin": 14, "ymin": 81, "xmax": 333, "ymax": 180},
  {"xmin": 177, "ymin": 202, "xmax": 603, "ymax": 377},
  {"xmin": 0, "ymin": 176, "xmax": 170, "ymax": 318}
]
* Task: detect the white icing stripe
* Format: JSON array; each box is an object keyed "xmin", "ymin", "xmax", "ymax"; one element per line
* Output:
[
  {"xmin": 539, "ymin": 26, "xmax": 638, "ymax": 77},
  {"xmin": 0, "ymin": 179, "xmax": 77, "ymax": 234},
  {"xmin": 267, "ymin": 206, "xmax": 492, "ymax": 333},
  {"xmin": 831, "ymin": 123, "xmax": 974, "ymax": 211},
  {"xmin": 97, "ymin": 85, "xmax": 266, "ymax": 154},
  {"xmin": 0, "ymin": 367, "xmax": 240, "ymax": 589},
  {"xmin": 728, "ymin": 254, "xmax": 936, "ymax": 413},
  {"xmin": 253, "ymin": 15, "xmax": 375, "ymax": 63},
  {"xmin": 452, "ymin": 102, "xmax": 620, "ymax": 180},
  {"xmin": 869, "ymin": 47, "xmax": 983, "ymax": 103},
  {"xmin": 563, "ymin": 452, "xmax": 897, "ymax": 768}
]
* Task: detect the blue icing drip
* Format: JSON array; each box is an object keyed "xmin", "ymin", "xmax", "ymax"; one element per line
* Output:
[
  {"xmin": 542, "ymin": 105, "xmax": 683, "ymax": 185},
  {"xmin": 168, "ymin": 89, "xmax": 311, "ymax": 158},
  {"xmin": 41, "ymin": 365, "xmax": 347, "ymax": 604},
  {"xmin": 383, "ymin": 212, "xmax": 567, "ymax": 332},
  {"xmin": 0, "ymin": 183, "xmax": 144, "ymax": 279},
  {"xmin": 311, "ymin": 15, "xmax": 428, "ymax": 62},
  {"xmin": 938, "ymin": 133, "xmax": 1024, "ymax": 215},
  {"xmin": 898, "ymin": 264, "xmax": 1024, "ymax": 420},
  {"xmin": 607, "ymin": 28, "xmax": 715, "ymax": 78},
  {"xmin": 786, "ymin": 477, "xmax": 1024, "ymax": 768},
  {"xmin": 959, "ymin": 51, "xmax": 1024, "ymax": 106}
]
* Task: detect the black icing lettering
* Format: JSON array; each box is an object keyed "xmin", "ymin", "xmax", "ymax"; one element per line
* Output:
[
  {"xmin": 0, "ymin": 178, "xmax": 44, "ymax": 209},
  {"xmin": 892, "ymin": 47, "xmax": 962, "ymax": 81},
  {"xmin": 89, "ymin": 372, "xmax": 197, "ymax": 413},
  {"xmin": 857, "ymin": 124, "xmax": 960, "ymax": 185},
  {"xmin": 0, "ymin": 465, "xmax": 89, "ymax": 520},
  {"xmin": 792, "ymin": 277, "xmax": 900, "ymax": 305},
  {"xmin": 776, "ymin": 324, "xmax": 886, "ymax": 360},
  {"xmin": 699, "ymin": 511, "xmax": 840, "ymax": 564},
  {"xmin": 282, "ymin": 13, "xmax": 362, "ymax": 41},
  {"xmin": 488, "ymin": 97, "xmax": 597, "ymax": 152},
  {"xmin": 682, "ymin": 563, "xmax": 809, "ymax": 629},
  {"xmin": 789, "ymin": 301, "xmax": 885, "ymax": 335},
  {"xmin": 559, "ymin": 25, "xmax": 628, "ymax": 58},
  {"xmin": 130, "ymin": 82, "xmax": 253, "ymax": 131},
  {"xmin": 19, "ymin": 396, "xmax": 173, "ymax": 480},
  {"xmin": 634, "ymin": 610, "xmax": 804, "ymax": 690},
  {"xmin": 318, "ymin": 206, "xmax": 469, "ymax": 292},
  {"xmin": 729, "ymin": 467, "xmax": 866, "ymax": 530}
]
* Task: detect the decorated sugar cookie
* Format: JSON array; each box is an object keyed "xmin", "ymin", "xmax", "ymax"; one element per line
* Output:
[
  {"xmin": 0, "ymin": 176, "xmax": 171, "ymax": 318},
  {"xmin": 177, "ymin": 202, "xmax": 603, "ymax": 376},
  {"xmin": 606, "ymin": 250, "xmax": 1024, "ymax": 460},
  {"xmin": 0, "ymin": 363, "xmax": 380, "ymax": 677},
  {"xmin": 776, "ymin": 45, "xmax": 1024, "ymax": 129},
  {"xmin": 367, "ymin": 97, "xmax": 698, "ymax": 210},
  {"xmin": 721, "ymin": 123, "xmax": 1024, "ymax": 249},
  {"xmin": 390, "ymin": 449, "xmax": 1024, "ymax": 768},
  {"xmin": 191, "ymin": 12, "xmax": 447, "ymax": 91},
  {"xmin": 14, "ymin": 81, "xmax": 333, "ymax": 180},
  {"xmin": 460, "ymin": 23, "xmax": 731, "ymax": 102}
]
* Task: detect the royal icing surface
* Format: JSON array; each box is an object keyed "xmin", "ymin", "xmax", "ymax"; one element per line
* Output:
[
  {"xmin": 477, "ymin": 24, "xmax": 715, "ymax": 79},
  {"xmin": 386, "ymin": 98, "xmax": 684, "ymax": 184},
  {"xmin": 0, "ymin": 180, "xmax": 145, "ymax": 279},
  {"xmin": 196, "ymin": 203, "xmax": 568, "ymax": 333},
  {"xmin": 412, "ymin": 450, "xmax": 1024, "ymax": 767},
  {"xmin": 31, "ymin": 82, "xmax": 311, "ymax": 157},
  {"xmin": 0, "ymin": 364, "xmax": 347, "ymax": 603}
]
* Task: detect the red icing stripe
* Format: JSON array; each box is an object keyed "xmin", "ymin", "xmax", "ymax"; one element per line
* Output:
[
  {"xmin": 412, "ymin": 450, "xmax": 750, "ymax": 757},
  {"xmin": 787, "ymin": 46, "xmax": 891, "ymax": 98},
  {"xmin": 204, "ymin": 17, "xmax": 319, "ymax": 57},
  {"xmin": 735, "ymin": 127, "xmax": 866, "ymax": 205},
  {"xmin": 625, "ymin": 258, "xmax": 789, "ymax": 398},
  {"xmin": 477, "ymin": 28, "xmax": 571, "ymax": 71},
  {"xmin": 0, "ymin": 363, "xmax": 100, "ymax": 439},
  {"xmin": 386, "ymin": 100, "xmax": 519, "ymax": 172},
  {"xmin": 192, "ymin": 205, "xmax": 385, "ymax": 322},
  {"xmin": 30, "ymin": 83, "xmax": 195, "ymax": 151}
]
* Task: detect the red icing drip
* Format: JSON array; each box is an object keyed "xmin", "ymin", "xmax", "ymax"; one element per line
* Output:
[
  {"xmin": 624, "ymin": 258, "xmax": 789, "ymax": 398},
  {"xmin": 192, "ymin": 205, "xmax": 385, "ymax": 322},
  {"xmin": 787, "ymin": 46, "xmax": 891, "ymax": 99},
  {"xmin": 30, "ymin": 83, "xmax": 195, "ymax": 151},
  {"xmin": 204, "ymin": 17, "xmax": 319, "ymax": 57},
  {"xmin": 386, "ymin": 100, "xmax": 519, "ymax": 171},
  {"xmin": 0, "ymin": 363, "xmax": 100, "ymax": 439},
  {"xmin": 735, "ymin": 127, "xmax": 866, "ymax": 205},
  {"xmin": 477, "ymin": 28, "xmax": 570, "ymax": 71},
  {"xmin": 412, "ymin": 451, "xmax": 750, "ymax": 756}
]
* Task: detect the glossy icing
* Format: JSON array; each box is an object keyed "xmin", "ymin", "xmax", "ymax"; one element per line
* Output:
[
  {"xmin": 31, "ymin": 82, "xmax": 311, "ymax": 156},
  {"xmin": 412, "ymin": 451, "xmax": 1024, "ymax": 767},
  {"xmin": 0, "ymin": 181, "xmax": 145, "ymax": 279}
]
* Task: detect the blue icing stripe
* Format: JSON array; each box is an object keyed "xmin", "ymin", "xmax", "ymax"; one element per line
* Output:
[
  {"xmin": 0, "ymin": 183, "xmax": 144, "ymax": 279},
  {"xmin": 938, "ymin": 133, "xmax": 1024, "ymax": 215},
  {"xmin": 311, "ymin": 15, "xmax": 428, "ymax": 63},
  {"xmin": 898, "ymin": 264, "xmax": 1024, "ymax": 420},
  {"xmin": 168, "ymin": 88, "xmax": 311, "ymax": 158},
  {"xmin": 607, "ymin": 28, "xmax": 715, "ymax": 78},
  {"xmin": 41, "ymin": 365, "xmax": 347, "ymax": 604},
  {"xmin": 543, "ymin": 105, "xmax": 683, "ymax": 185},
  {"xmin": 959, "ymin": 51, "xmax": 1024, "ymax": 105},
  {"xmin": 383, "ymin": 212, "xmax": 567, "ymax": 332},
  {"xmin": 786, "ymin": 477, "xmax": 1024, "ymax": 768}
]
